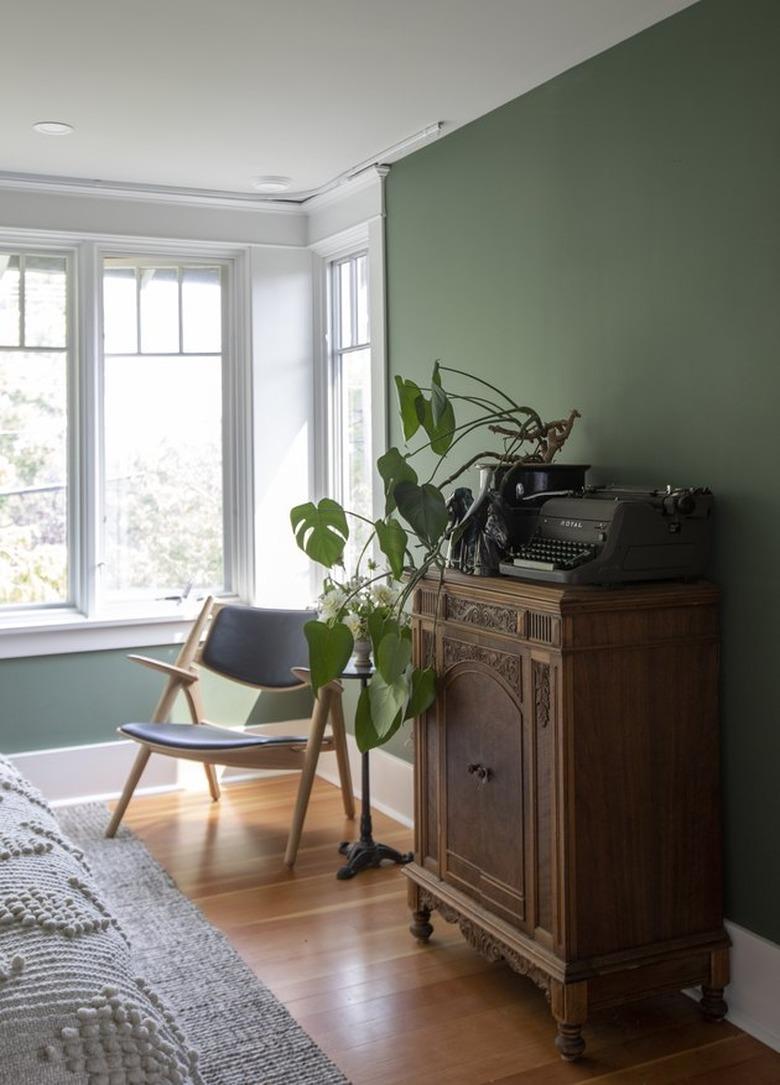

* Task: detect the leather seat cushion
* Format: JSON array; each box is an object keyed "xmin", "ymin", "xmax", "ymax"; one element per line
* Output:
[{"xmin": 120, "ymin": 722, "xmax": 307, "ymax": 750}]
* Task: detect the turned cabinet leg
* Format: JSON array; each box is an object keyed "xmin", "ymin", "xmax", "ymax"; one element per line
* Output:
[
  {"xmin": 407, "ymin": 882, "xmax": 434, "ymax": 942},
  {"xmin": 701, "ymin": 947, "xmax": 729, "ymax": 1022},
  {"xmin": 701, "ymin": 986, "xmax": 728, "ymax": 1021},
  {"xmin": 550, "ymin": 979, "xmax": 588, "ymax": 1062},
  {"xmin": 555, "ymin": 1022, "xmax": 586, "ymax": 1062},
  {"xmin": 410, "ymin": 907, "xmax": 433, "ymax": 942}
]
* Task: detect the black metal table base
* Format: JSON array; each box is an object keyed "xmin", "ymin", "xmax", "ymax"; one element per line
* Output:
[
  {"xmin": 337, "ymin": 838, "xmax": 412, "ymax": 880},
  {"xmin": 336, "ymin": 668, "xmax": 413, "ymax": 880}
]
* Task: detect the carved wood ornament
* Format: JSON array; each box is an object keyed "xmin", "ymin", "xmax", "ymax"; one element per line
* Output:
[
  {"xmin": 446, "ymin": 595, "xmax": 518, "ymax": 635},
  {"xmin": 533, "ymin": 660, "xmax": 551, "ymax": 728},
  {"xmin": 443, "ymin": 637, "xmax": 521, "ymax": 691},
  {"xmin": 419, "ymin": 888, "xmax": 551, "ymax": 1000}
]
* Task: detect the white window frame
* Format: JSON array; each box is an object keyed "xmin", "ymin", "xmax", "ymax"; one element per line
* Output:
[
  {"xmin": 312, "ymin": 220, "xmax": 387, "ymax": 528},
  {"xmin": 0, "ymin": 229, "xmax": 254, "ymax": 658}
]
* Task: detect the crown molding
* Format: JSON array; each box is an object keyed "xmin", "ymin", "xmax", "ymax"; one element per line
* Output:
[
  {"xmin": 302, "ymin": 164, "xmax": 389, "ymax": 215},
  {"xmin": 0, "ymin": 171, "xmax": 306, "ymax": 215}
]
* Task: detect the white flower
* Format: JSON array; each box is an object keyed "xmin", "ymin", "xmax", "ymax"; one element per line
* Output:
[
  {"xmin": 318, "ymin": 582, "xmax": 349, "ymax": 622},
  {"xmin": 371, "ymin": 582, "xmax": 399, "ymax": 609},
  {"xmin": 344, "ymin": 612, "xmax": 366, "ymax": 639}
]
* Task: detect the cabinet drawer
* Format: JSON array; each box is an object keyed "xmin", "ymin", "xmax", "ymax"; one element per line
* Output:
[{"xmin": 415, "ymin": 585, "xmax": 561, "ymax": 647}]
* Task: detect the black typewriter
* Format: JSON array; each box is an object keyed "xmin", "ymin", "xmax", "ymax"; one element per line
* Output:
[{"xmin": 499, "ymin": 485, "xmax": 713, "ymax": 585}]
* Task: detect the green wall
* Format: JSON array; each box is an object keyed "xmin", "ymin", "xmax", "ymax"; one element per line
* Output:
[
  {"xmin": 0, "ymin": 644, "xmax": 312, "ymax": 754},
  {"xmin": 384, "ymin": 0, "xmax": 780, "ymax": 941}
]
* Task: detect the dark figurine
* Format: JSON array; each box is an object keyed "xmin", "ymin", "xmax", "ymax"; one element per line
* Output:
[
  {"xmin": 474, "ymin": 489, "xmax": 510, "ymax": 576},
  {"xmin": 445, "ymin": 487, "xmax": 474, "ymax": 569}
]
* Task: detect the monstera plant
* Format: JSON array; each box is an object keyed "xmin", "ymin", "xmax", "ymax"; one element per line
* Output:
[{"xmin": 290, "ymin": 363, "xmax": 579, "ymax": 752}]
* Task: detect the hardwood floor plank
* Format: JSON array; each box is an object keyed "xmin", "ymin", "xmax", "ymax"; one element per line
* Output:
[{"xmin": 113, "ymin": 776, "xmax": 780, "ymax": 1085}]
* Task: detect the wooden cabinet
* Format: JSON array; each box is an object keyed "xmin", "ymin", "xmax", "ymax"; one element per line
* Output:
[{"xmin": 405, "ymin": 573, "xmax": 729, "ymax": 1061}]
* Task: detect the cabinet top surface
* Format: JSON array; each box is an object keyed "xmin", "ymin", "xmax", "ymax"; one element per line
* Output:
[{"xmin": 421, "ymin": 570, "xmax": 718, "ymax": 612}]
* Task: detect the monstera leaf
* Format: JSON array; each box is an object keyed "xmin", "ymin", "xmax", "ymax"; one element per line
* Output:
[
  {"xmin": 405, "ymin": 666, "xmax": 437, "ymax": 720},
  {"xmin": 393, "ymin": 481, "xmax": 448, "ymax": 548},
  {"xmin": 377, "ymin": 447, "xmax": 417, "ymax": 515},
  {"xmin": 303, "ymin": 620, "xmax": 353, "ymax": 694},
  {"xmin": 355, "ymin": 685, "xmax": 406, "ymax": 752},
  {"xmin": 374, "ymin": 516, "xmax": 408, "ymax": 578},
  {"xmin": 429, "ymin": 362, "xmax": 456, "ymax": 454},
  {"xmin": 290, "ymin": 499, "xmax": 348, "ymax": 568},
  {"xmin": 395, "ymin": 376, "xmax": 425, "ymax": 441},
  {"xmin": 354, "ymin": 686, "xmax": 382, "ymax": 752},
  {"xmin": 368, "ymin": 669, "xmax": 411, "ymax": 739},
  {"xmin": 376, "ymin": 630, "xmax": 412, "ymax": 684}
]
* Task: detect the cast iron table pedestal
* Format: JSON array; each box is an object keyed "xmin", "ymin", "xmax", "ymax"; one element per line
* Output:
[{"xmin": 336, "ymin": 662, "xmax": 413, "ymax": 880}]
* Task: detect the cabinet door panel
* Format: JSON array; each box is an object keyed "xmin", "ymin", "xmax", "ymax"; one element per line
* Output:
[
  {"xmin": 479, "ymin": 697, "xmax": 526, "ymax": 923},
  {"xmin": 443, "ymin": 669, "xmax": 484, "ymax": 899},
  {"xmin": 439, "ymin": 631, "xmax": 528, "ymax": 928}
]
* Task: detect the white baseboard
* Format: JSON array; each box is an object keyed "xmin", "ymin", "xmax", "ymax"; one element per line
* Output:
[
  {"xmin": 315, "ymin": 732, "xmax": 413, "ymax": 828},
  {"xmin": 684, "ymin": 920, "xmax": 780, "ymax": 1053},
  {"xmin": 8, "ymin": 739, "xmax": 778, "ymax": 1053}
]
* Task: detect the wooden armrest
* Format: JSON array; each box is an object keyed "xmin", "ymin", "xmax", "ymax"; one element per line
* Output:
[
  {"xmin": 291, "ymin": 667, "xmax": 342, "ymax": 692},
  {"xmin": 127, "ymin": 655, "xmax": 199, "ymax": 684}
]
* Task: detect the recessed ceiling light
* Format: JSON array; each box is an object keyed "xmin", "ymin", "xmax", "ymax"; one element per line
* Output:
[
  {"xmin": 33, "ymin": 121, "xmax": 74, "ymax": 136},
  {"xmin": 251, "ymin": 175, "xmax": 293, "ymax": 193}
]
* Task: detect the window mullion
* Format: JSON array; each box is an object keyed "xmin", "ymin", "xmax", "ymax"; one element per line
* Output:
[
  {"xmin": 76, "ymin": 242, "xmax": 102, "ymax": 617},
  {"xmin": 19, "ymin": 253, "xmax": 26, "ymax": 347}
]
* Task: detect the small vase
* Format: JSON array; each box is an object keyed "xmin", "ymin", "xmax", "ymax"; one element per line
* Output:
[{"xmin": 353, "ymin": 637, "xmax": 372, "ymax": 669}]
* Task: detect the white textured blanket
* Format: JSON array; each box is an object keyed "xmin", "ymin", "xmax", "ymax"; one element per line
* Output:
[{"xmin": 0, "ymin": 754, "xmax": 201, "ymax": 1085}]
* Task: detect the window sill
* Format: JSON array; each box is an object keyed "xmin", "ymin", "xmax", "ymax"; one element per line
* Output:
[{"xmin": 0, "ymin": 607, "xmax": 205, "ymax": 660}]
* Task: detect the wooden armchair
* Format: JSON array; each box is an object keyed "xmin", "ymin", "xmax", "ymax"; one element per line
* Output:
[{"xmin": 105, "ymin": 598, "xmax": 354, "ymax": 867}]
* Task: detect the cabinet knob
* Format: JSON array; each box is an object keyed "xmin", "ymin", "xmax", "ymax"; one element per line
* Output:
[{"xmin": 467, "ymin": 762, "xmax": 492, "ymax": 784}]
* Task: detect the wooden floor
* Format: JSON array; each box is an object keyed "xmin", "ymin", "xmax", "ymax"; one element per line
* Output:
[{"xmin": 116, "ymin": 776, "xmax": 780, "ymax": 1084}]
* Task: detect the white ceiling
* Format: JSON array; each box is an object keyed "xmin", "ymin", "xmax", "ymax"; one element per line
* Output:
[{"xmin": 0, "ymin": 0, "xmax": 697, "ymax": 199}]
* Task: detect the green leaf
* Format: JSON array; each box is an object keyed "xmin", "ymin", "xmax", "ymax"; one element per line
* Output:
[
  {"xmin": 393, "ymin": 481, "xmax": 448, "ymax": 547},
  {"xmin": 395, "ymin": 376, "xmax": 424, "ymax": 441},
  {"xmin": 290, "ymin": 499, "xmax": 349, "ymax": 568},
  {"xmin": 429, "ymin": 363, "xmax": 456, "ymax": 454},
  {"xmin": 355, "ymin": 685, "xmax": 406, "ymax": 752},
  {"xmin": 368, "ymin": 669, "xmax": 411, "ymax": 738},
  {"xmin": 377, "ymin": 447, "xmax": 417, "ymax": 515},
  {"xmin": 354, "ymin": 686, "xmax": 382, "ymax": 752},
  {"xmin": 367, "ymin": 611, "xmax": 398, "ymax": 660},
  {"xmin": 303, "ymin": 620, "xmax": 353, "ymax": 695},
  {"xmin": 374, "ymin": 517, "xmax": 408, "ymax": 578},
  {"xmin": 376, "ymin": 630, "xmax": 412, "ymax": 684},
  {"xmin": 405, "ymin": 666, "xmax": 437, "ymax": 720}
]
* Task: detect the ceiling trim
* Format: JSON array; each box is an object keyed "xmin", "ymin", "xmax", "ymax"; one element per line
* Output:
[{"xmin": 0, "ymin": 171, "xmax": 305, "ymax": 214}]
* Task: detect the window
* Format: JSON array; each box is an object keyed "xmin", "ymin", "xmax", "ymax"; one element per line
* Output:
[
  {"xmin": 102, "ymin": 260, "xmax": 226, "ymax": 601},
  {"xmin": 0, "ymin": 252, "xmax": 70, "ymax": 607},
  {"xmin": 328, "ymin": 251, "xmax": 372, "ymax": 571},
  {"xmin": 0, "ymin": 238, "xmax": 251, "ymax": 640}
]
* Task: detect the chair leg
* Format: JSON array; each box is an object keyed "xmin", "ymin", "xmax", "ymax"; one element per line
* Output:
[
  {"xmin": 330, "ymin": 691, "xmax": 355, "ymax": 819},
  {"xmin": 284, "ymin": 690, "xmax": 331, "ymax": 868},
  {"xmin": 105, "ymin": 746, "xmax": 151, "ymax": 838},
  {"xmin": 204, "ymin": 763, "xmax": 221, "ymax": 802}
]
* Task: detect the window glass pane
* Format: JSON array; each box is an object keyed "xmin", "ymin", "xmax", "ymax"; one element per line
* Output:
[
  {"xmin": 0, "ymin": 351, "xmax": 68, "ymax": 605},
  {"xmin": 25, "ymin": 255, "xmax": 67, "ymax": 348},
  {"xmin": 103, "ymin": 354, "xmax": 224, "ymax": 597},
  {"xmin": 0, "ymin": 255, "xmax": 21, "ymax": 348},
  {"xmin": 182, "ymin": 267, "xmax": 221, "ymax": 353},
  {"xmin": 139, "ymin": 267, "xmax": 179, "ymax": 353},
  {"xmin": 338, "ymin": 260, "xmax": 353, "ymax": 349},
  {"xmin": 356, "ymin": 254, "xmax": 369, "ymax": 345},
  {"xmin": 103, "ymin": 267, "xmax": 138, "ymax": 354},
  {"xmin": 340, "ymin": 346, "xmax": 372, "ymax": 571}
]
